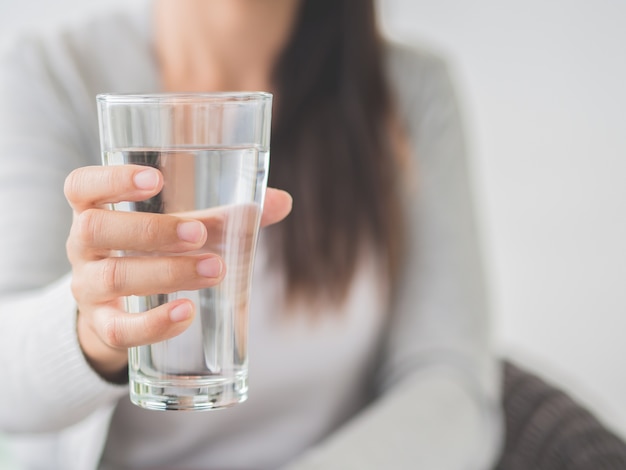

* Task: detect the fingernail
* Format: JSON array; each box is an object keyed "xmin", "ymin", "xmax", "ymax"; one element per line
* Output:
[
  {"xmin": 170, "ymin": 303, "xmax": 192, "ymax": 322},
  {"xmin": 133, "ymin": 168, "xmax": 159, "ymax": 190},
  {"xmin": 197, "ymin": 257, "xmax": 223, "ymax": 278},
  {"xmin": 177, "ymin": 221, "xmax": 204, "ymax": 243}
]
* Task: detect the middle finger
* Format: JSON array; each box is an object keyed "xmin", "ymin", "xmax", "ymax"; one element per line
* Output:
[
  {"xmin": 72, "ymin": 209, "xmax": 208, "ymax": 256},
  {"xmin": 76, "ymin": 254, "xmax": 225, "ymax": 302}
]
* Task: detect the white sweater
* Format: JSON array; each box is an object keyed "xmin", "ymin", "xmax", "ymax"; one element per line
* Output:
[{"xmin": 0, "ymin": 4, "xmax": 502, "ymax": 470}]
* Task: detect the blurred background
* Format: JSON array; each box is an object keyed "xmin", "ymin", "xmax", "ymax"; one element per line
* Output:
[
  {"xmin": 1, "ymin": 0, "xmax": 624, "ymax": 464},
  {"xmin": 377, "ymin": 0, "xmax": 626, "ymax": 441}
]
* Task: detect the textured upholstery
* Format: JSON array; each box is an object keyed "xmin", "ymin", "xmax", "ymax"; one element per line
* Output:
[{"xmin": 495, "ymin": 361, "xmax": 626, "ymax": 470}]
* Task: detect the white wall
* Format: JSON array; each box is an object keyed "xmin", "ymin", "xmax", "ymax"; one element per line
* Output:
[{"xmin": 1, "ymin": 0, "xmax": 625, "ymax": 440}]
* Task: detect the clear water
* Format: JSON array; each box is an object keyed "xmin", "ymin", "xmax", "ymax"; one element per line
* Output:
[{"xmin": 104, "ymin": 147, "xmax": 268, "ymax": 410}]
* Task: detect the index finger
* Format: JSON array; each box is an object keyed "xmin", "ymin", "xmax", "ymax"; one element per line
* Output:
[{"xmin": 64, "ymin": 165, "xmax": 163, "ymax": 212}]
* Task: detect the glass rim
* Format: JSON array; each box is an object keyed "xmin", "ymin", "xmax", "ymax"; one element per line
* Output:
[{"xmin": 96, "ymin": 91, "xmax": 273, "ymax": 104}]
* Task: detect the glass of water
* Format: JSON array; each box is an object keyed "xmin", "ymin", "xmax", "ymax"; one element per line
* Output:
[{"xmin": 97, "ymin": 92, "xmax": 272, "ymax": 411}]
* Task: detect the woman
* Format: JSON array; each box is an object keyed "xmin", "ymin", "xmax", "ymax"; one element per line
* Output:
[{"xmin": 0, "ymin": 0, "xmax": 502, "ymax": 468}]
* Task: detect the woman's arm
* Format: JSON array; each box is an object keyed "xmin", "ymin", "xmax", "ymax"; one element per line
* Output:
[
  {"xmin": 0, "ymin": 34, "xmax": 128, "ymax": 432},
  {"xmin": 283, "ymin": 45, "xmax": 503, "ymax": 469}
]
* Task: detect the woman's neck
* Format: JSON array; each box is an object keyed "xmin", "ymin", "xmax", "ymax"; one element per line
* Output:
[{"xmin": 154, "ymin": 0, "xmax": 300, "ymax": 92}]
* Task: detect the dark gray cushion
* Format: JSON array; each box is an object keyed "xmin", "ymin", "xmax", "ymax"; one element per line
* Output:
[{"xmin": 495, "ymin": 361, "xmax": 626, "ymax": 470}]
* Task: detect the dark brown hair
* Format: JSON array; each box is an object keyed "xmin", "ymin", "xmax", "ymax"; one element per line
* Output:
[{"xmin": 268, "ymin": 0, "xmax": 404, "ymax": 304}]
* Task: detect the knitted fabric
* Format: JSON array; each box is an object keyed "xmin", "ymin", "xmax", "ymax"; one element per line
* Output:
[{"xmin": 496, "ymin": 361, "xmax": 626, "ymax": 470}]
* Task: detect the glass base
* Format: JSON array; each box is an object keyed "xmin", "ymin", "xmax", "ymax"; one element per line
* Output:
[{"xmin": 129, "ymin": 374, "xmax": 248, "ymax": 411}]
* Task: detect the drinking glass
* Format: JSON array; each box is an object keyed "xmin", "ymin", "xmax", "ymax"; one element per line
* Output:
[{"xmin": 97, "ymin": 92, "xmax": 272, "ymax": 411}]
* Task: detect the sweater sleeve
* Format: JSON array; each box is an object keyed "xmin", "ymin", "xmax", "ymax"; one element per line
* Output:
[
  {"xmin": 283, "ymin": 45, "xmax": 503, "ymax": 469},
  {"xmin": 0, "ymin": 33, "xmax": 127, "ymax": 433}
]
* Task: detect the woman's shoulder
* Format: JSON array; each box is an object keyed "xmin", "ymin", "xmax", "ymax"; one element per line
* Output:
[
  {"xmin": 383, "ymin": 40, "xmax": 457, "ymax": 100},
  {"xmin": 384, "ymin": 40, "xmax": 450, "ymax": 75},
  {"xmin": 0, "ymin": 2, "xmax": 155, "ymax": 96},
  {"xmin": 383, "ymin": 40, "xmax": 462, "ymax": 127}
]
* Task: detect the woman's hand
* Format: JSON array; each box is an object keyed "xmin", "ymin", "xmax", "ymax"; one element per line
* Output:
[{"xmin": 64, "ymin": 164, "xmax": 291, "ymax": 382}]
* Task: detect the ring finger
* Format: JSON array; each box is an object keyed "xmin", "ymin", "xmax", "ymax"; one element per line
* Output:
[{"xmin": 75, "ymin": 254, "xmax": 225, "ymax": 303}]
